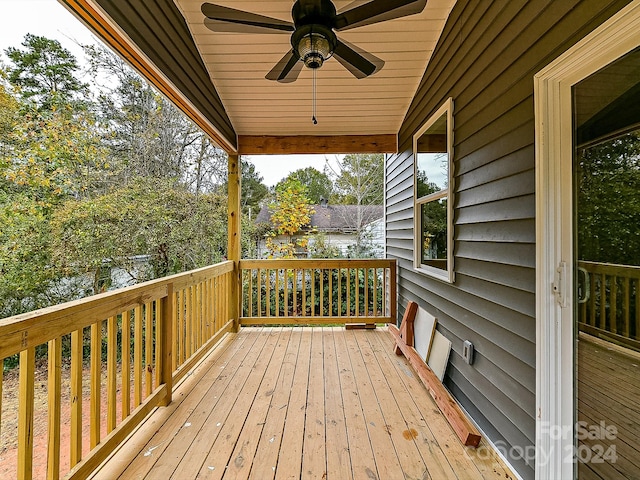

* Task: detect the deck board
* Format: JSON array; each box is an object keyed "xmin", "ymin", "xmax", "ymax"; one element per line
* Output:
[
  {"xmin": 91, "ymin": 327, "xmax": 513, "ymax": 480},
  {"xmin": 578, "ymin": 334, "xmax": 640, "ymax": 480}
]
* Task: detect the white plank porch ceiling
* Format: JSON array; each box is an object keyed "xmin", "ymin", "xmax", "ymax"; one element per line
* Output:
[{"xmin": 174, "ymin": 0, "xmax": 455, "ymax": 137}]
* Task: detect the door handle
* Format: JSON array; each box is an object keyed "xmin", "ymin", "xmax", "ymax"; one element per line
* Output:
[{"xmin": 577, "ymin": 267, "xmax": 590, "ymax": 304}]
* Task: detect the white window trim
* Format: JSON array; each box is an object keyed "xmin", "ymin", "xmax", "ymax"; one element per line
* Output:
[
  {"xmin": 413, "ymin": 97, "xmax": 455, "ymax": 283},
  {"xmin": 534, "ymin": 2, "xmax": 640, "ymax": 479}
]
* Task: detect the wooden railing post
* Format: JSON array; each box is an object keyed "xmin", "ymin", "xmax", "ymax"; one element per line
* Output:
[
  {"xmin": 159, "ymin": 284, "xmax": 174, "ymax": 407},
  {"xmin": 228, "ymin": 154, "xmax": 241, "ymax": 332}
]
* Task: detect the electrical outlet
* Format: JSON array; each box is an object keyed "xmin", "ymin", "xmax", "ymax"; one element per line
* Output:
[{"xmin": 463, "ymin": 340, "xmax": 474, "ymax": 365}]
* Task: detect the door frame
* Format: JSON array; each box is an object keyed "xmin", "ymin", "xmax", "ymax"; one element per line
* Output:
[{"xmin": 534, "ymin": 2, "xmax": 640, "ymax": 479}]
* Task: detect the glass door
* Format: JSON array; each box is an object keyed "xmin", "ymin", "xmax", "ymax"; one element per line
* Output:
[{"xmin": 573, "ymin": 46, "xmax": 640, "ymax": 479}]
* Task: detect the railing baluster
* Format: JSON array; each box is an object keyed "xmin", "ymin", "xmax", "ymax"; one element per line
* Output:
[
  {"xmin": 107, "ymin": 316, "xmax": 117, "ymax": 433},
  {"xmin": 145, "ymin": 302, "xmax": 153, "ymax": 397},
  {"xmin": 122, "ymin": 310, "xmax": 131, "ymax": 419},
  {"xmin": 293, "ymin": 269, "xmax": 298, "ymax": 315},
  {"xmin": 600, "ymin": 274, "xmax": 606, "ymax": 331},
  {"xmin": 18, "ymin": 346, "xmax": 35, "ymax": 480},
  {"xmin": 589, "ymin": 270, "xmax": 596, "ymax": 326},
  {"xmin": 266, "ymin": 268, "xmax": 271, "ymax": 316},
  {"xmin": 311, "ymin": 269, "xmax": 315, "ymax": 317},
  {"xmin": 90, "ymin": 321, "xmax": 102, "ymax": 448},
  {"xmin": 365, "ymin": 268, "xmax": 370, "ymax": 317},
  {"xmin": 47, "ymin": 337, "xmax": 62, "ymax": 480},
  {"xmin": 171, "ymin": 291, "xmax": 178, "ymax": 373},
  {"xmin": 275, "ymin": 268, "xmax": 280, "ymax": 317},
  {"xmin": 338, "ymin": 268, "xmax": 342, "ymax": 317},
  {"xmin": 373, "ymin": 268, "xmax": 378, "ymax": 316},
  {"xmin": 257, "ymin": 269, "xmax": 262, "ymax": 317},
  {"xmin": 302, "ymin": 269, "xmax": 306, "ymax": 316},
  {"xmin": 70, "ymin": 329, "xmax": 83, "ymax": 467},
  {"xmin": 624, "ymin": 276, "xmax": 631, "ymax": 338},
  {"xmin": 248, "ymin": 271, "xmax": 253, "ymax": 318},
  {"xmin": 320, "ymin": 269, "xmax": 324, "ymax": 316},
  {"xmin": 134, "ymin": 306, "xmax": 142, "ymax": 408},
  {"xmin": 284, "ymin": 269, "xmax": 289, "ymax": 317},
  {"xmin": 329, "ymin": 269, "xmax": 333, "ymax": 316},
  {"xmin": 347, "ymin": 268, "xmax": 351, "ymax": 316},
  {"xmin": 611, "ymin": 276, "xmax": 618, "ymax": 334}
]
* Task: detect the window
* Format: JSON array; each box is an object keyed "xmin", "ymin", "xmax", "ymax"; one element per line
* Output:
[{"xmin": 413, "ymin": 98, "xmax": 454, "ymax": 282}]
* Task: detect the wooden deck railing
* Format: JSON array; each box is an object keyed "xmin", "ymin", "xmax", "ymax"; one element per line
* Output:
[
  {"xmin": 578, "ymin": 260, "xmax": 640, "ymax": 351},
  {"xmin": 0, "ymin": 261, "xmax": 235, "ymax": 480},
  {"xmin": 239, "ymin": 259, "xmax": 397, "ymax": 325}
]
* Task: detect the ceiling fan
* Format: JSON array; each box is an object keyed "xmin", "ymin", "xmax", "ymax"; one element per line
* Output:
[{"xmin": 201, "ymin": 0, "xmax": 428, "ymax": 83}]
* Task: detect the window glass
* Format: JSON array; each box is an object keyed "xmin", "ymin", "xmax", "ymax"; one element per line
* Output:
[{"xmin": 414, "ymin": 99, "xmax": 453, "ymax": 281}]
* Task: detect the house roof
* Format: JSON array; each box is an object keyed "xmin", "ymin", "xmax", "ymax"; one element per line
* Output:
[
  {"xmin": 256, "ymin": 204, "xmax": 383, "ymax": 233},
  {"xmin": 63, "ymin": 0, "xmax": 456, "ymax": 155}
]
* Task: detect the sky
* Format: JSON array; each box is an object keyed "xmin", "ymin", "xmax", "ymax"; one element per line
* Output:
[{"xmin": 0, "ymin": 0, "xmax": 332, "ymax": 187}]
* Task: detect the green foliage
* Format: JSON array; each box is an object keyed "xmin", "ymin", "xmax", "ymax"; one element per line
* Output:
[
  {"xmin": 308, "ymin": 232, "xmax": 343, "ymax": 259},
  {"xmin": 241, "ymin": 158, "xmax": 268, "ymax": 212},
  {"xmin": 4, "ymin": 34, "xmax": 88, "ymax": 109},
  {"xmin": 275, "ymin": 166, "xmax": 333, "ymax": 204},
  {"xmin": 577, "ymin": 132, "xmax": 640, "ymax": 266},
  {"xmin": 265, "ymin": 179, "xmax": 315, "ymax": 258},
  {"xmin": 0, "ymin": 193, "xmax": 56, "ymax": 316},
  {"xmin": 51, "ymin": 178, "xmax": 227, "ymax": 284}
]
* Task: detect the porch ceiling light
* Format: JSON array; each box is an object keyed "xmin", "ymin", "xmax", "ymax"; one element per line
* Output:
[{"xmin": 292, "ymin": 25, "xmax": 336, "ymax": 70}]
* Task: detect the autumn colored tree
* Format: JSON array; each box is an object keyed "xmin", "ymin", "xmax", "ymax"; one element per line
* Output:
[{"xmin": 265, "ymin": 179, "xmax": 315, "ymax": 258}]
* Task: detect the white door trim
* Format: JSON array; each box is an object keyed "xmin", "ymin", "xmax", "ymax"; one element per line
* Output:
[{"xmin": 534, "ymin": 2, "xmax": 640, "ymax": 479}]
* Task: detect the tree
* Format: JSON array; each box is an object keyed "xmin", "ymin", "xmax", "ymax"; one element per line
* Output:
[
  {"xmin": 1, "ymin": 63, "xmax": 109, "ymax": 316},
  {"xmin": 325, "ymin": 153, "xmax": 385, "ymax": 257},
  {"xmin": 241, "ymin": 158, "xmax": 269, "ymax": 214},
  {"xmin": 265, "ymin": 179, "xmax": 315, "ymax": 258},
  {"xmin": 274, "ymin": 166, "xmax": 333, "ymax": 204},
  {"xmin": 327, "ymin": 154, "xmax": 384, "ymax": 205},
  {"xmin": 84, "ymin": 43, "xmax": 227, "ymax": 191},
  {"xmin": 577, "ymin": 132, "xmax": 640, "ymax": 266},
  {"xmin": 50, "ymin": 178, "xmax": 228, "ymax": 290},
  {"xmin": 4, "ymin": 34, "xmax": 88, "ymax": 109}
]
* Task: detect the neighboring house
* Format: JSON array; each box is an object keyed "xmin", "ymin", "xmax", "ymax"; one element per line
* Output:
[{"xmin": 255, "ymin": 203, "xmax": 384, "ymax": 257}]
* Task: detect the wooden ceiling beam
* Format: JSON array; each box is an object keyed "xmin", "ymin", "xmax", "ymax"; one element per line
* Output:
[{"xmin": 237, "ymin": 135, "xmax": 398, "ymax": 155}]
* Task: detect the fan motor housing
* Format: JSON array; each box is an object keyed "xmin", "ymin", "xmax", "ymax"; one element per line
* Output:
[{"xmin": 292, "ymin": 0, "xmax": 337, "ymax": 28}]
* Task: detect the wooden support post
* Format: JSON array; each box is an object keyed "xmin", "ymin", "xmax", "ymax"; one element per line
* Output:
[
  {"xmin": 159, "ymin": 284, "xmax": 174, "ymax": 406},
  {"xmin": 228, "ymin": 154, "xmax": 241, "ymax": 332}
]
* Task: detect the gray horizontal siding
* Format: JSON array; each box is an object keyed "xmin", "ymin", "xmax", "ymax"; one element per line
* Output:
[{"xmin": 386, "ymin": 0, "xmax": 631, "ymax": 478}]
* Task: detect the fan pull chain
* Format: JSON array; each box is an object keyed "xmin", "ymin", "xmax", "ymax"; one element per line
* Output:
[{"xmin": 312, "ymin": 67, "xmax": 318, "ymax": 124}]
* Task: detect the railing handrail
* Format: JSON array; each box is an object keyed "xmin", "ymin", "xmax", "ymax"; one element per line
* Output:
[
  {"xmin": 578, "ymin": 260, "xmax": 640, "ymax": 277},
  {"xmin": 239, "ymin": 258, "xmax": 395, "ymax": 269},
  {"xmin": 0, "ymin": 261, "xmax": 233, "ymax": 360}
]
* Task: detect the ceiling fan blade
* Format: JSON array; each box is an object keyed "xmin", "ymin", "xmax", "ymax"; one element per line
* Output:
[
  {"xmin": 334, "ymin": 0, "xmax": 427, "ymax": 31},
  {"xmin": 266, "ymin": 50, "xmax": 303, "ymax": 83},
  {"xmin": 333, "ymin": 39, "xmax": 384, "ymax": 79},
  {"xmin": 202, "ymin": 3, "xmax": 294, "ymax": 33}
]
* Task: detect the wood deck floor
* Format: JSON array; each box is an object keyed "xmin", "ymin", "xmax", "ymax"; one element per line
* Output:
[
  {"xmin": 578, "ymin": 334, "xmax": 640, "ymax": 480},
  {"xmin": 90, "ymin": 327, "xmax": 514, "ymax": 480}
]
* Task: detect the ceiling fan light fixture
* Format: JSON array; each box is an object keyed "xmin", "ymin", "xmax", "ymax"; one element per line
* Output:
[
  {"xmin": 298, "ymin": 32, "xmax": 331, "ymax": 68},
  {"xmin": 292, "ymin": 24, "xmax": 336, "ymax": 70}
]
